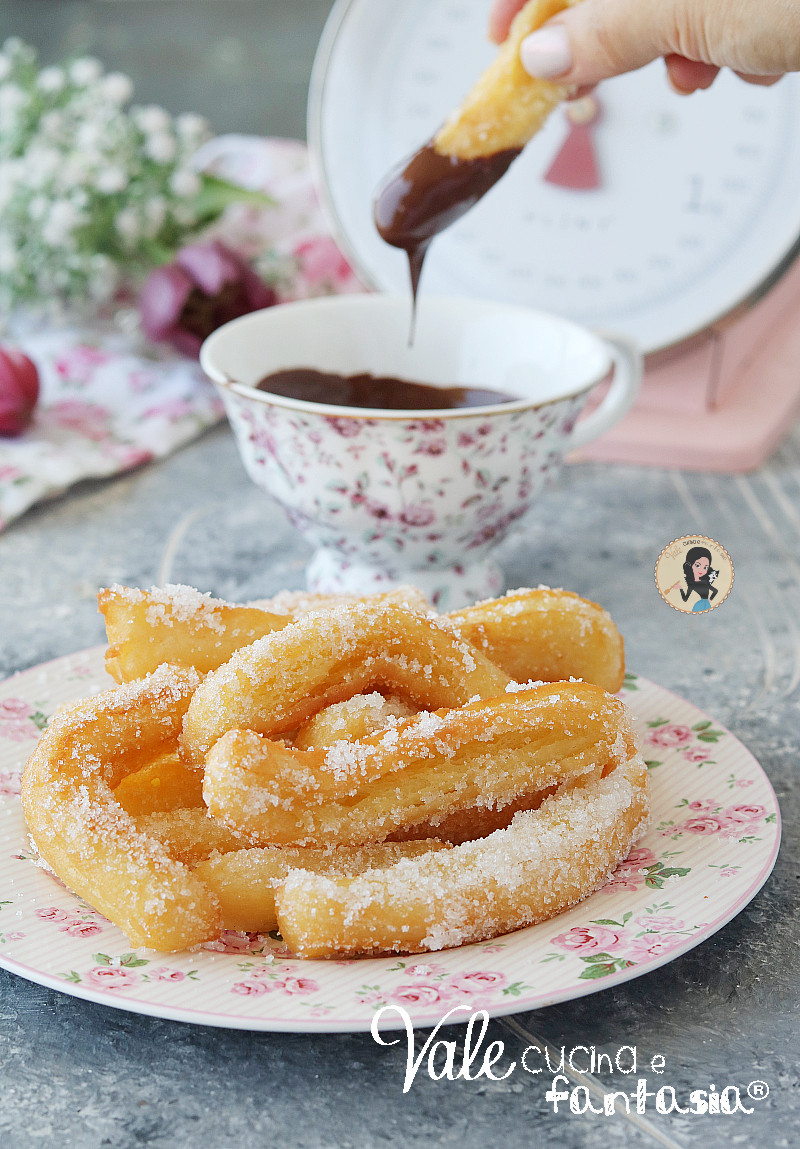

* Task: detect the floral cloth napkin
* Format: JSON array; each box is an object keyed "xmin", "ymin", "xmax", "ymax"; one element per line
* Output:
[{"xmin": 0, "ymin": 136, "xmax": 364, "ymax": 532}]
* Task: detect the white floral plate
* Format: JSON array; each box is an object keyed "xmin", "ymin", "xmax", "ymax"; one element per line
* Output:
[{"xmin": 0, "ymin": 649, "xmax": 780, "ymax": 1032}]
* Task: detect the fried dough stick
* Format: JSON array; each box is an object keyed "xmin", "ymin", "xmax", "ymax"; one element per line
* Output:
[
  {"xmin": 202, "ymin": 682, "xmax": 635, "ymax": 846},
  {"xmin": 448, "ymin": 586, "xmax": 625, "ymax": 693},
  {"xmin": 99, "ymin": 584, "xmax": 430, "ymax": 684},
  {"xmin": 194, "ymin": 841, "xmax": 451, "ymax": 933},
  {"xmin": 434, "ymin": 0, "xmax": 581, "ymax": 160},
  {"xmin": 180, "ymin": 601, "xmax": 511, "ymax": 765},
  {"xmin": 99, "ymin": 584, "xmax": 289, "ymax": 683},
  {"xmin": 21, "ymin": 666, "xmax": 221, "ymax": 951},
  {"xmin": 275, "ymin": 755, "xmax": 649, "ymax": 958}
]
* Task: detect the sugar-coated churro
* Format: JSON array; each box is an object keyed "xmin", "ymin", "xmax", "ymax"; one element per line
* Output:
[{"xmin": 275, "ymin": 754, "xmax": 649, "ymax": 957}]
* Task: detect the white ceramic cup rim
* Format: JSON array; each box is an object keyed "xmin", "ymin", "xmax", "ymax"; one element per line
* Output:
[{"xmin": 199, "ymin": 294, "xmax": 619, "ymax": 420}]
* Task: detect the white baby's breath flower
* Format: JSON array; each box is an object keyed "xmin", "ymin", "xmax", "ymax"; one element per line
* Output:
[
  {"xmin": 42, "ymin": 199, "xmax": 82, "ymax": 246},
  {"xmin": 115, "ymin": 206, "xmax": 140, "ymax": 244},
  {"xmin": 76, "ymin": 118, "xmax": 104, "ymax": 150},
  {"xmin": 100, "ymin": 72, "xmax": 133, "ymax": 105},
  {"xmin": 134, "ymin": 104, "xmax": 170, "ymax": 135},
  {"xmin": 59, "ymin": 153, "xmax": 90, "ymax": 190},
  {"xmin": 37, "ymin": 66, "xmax": 66, "ymax": 93},
  {"xmin": 0, "ymin": 82, "xmax": 28, "ymax": 114},
  {"xmin": 95, "ymin": 166, "xmax": 128, "ymax": 194},
  {"xmin": 169, "ymin": 167, "xmax": 200, "ymax": 198},
  {"xmin": 23, "ymin": 145, "xmax": 60, "ymax": 188},
  {"xmin": 175, "ymin": 111, "xmax": 208, "ymax": 140},
  {"xmin": 70, "ymin": 57, "xmax": 102, "ymax": 86},
  {"xmin": 40, "ymin": 109, "xmax": 65, "ymax": 139},
  {"xmin": 144, "ymin": 131, "xmax": 176, "ymax": 164}
]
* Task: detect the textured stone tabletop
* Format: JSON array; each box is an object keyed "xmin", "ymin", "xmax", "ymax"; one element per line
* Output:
[{"xmin": 1, "ymin": 420, "xmax": 799, "ymax": 1149}]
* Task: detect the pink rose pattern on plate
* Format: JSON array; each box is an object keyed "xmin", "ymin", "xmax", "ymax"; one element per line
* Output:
[{"xmin": 0, "ymin": 663, "xmax": 780, "ymax": 1023}]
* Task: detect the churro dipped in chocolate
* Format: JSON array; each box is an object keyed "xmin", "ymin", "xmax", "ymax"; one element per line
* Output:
[{"xmin": 374, "ymin": 0, "xmax": 580, "ymax": 296}]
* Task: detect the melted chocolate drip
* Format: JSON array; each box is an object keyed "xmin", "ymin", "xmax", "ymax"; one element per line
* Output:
[
  {"xmin": 373, "ymin": 142, "xmax": 522, "ymax": 301},
  {"xmin": 256, "ymin": 368, "xmax": 517, "ymax": 411}
]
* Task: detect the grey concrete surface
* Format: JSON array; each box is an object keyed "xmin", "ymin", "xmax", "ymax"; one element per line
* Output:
[
  {"xmin": 1, "ymin": 421, "xmax": 799, "ymax": 1149},
  {"xmin": 0, "ymin": 1, "xmax": 798, "ymax": 1146}
]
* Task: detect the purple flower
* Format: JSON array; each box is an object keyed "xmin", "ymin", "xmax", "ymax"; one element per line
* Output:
[{"xmin": 140, "ymin": 240, "xmax": 276, "ymax": 357}]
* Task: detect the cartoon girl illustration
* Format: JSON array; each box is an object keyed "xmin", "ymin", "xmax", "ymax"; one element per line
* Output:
[{"xmin": 665, "ymin": 546, "xmax": 718, "ymax": 611}]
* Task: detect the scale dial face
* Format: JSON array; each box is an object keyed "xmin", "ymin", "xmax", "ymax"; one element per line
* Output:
[{"xmin": 310, "ymin": 0, "xmax": 800, "ymax": 353}]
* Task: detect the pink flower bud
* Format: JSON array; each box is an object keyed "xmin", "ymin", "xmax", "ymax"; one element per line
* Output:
[
  {"xmin": 139, "ymin": 240, "xmax": 276, "ymax": 357},
  {"xmin": 0, "ymin": 346, "xmax": 39, "ymax": 436}
]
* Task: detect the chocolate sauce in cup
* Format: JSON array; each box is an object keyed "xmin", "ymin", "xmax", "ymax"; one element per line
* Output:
[
  {"xmin": 373, "ymin": 142, "xmax": 521, "ymax": 302},
  {"xmin": 256, "ymin": 367, "xmax": 517, "ymax": 411}
]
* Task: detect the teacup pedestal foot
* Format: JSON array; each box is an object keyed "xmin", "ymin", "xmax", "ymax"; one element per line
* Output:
[{"xmin": 306, "ymin": 548, "xmax": 504, "ymax": 610}]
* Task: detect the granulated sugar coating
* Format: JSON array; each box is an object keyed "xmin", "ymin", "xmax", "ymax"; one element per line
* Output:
[
  {"xmin": 26, "ymin": 582, "xmax": 636, "ymax": 957},
  {"xmin": 194, "ymin": 839, "xmax": 451, "ymax": 933},
  {"xmin": 180, "ymin": 601, "xmax": 512, "ymax": 766},
  {"xmin": 99, "ymin": 584, "xmax": 288, "ymax": 683},
  {"xmin": 447, "ymin": 587, "xmax": 625, "ymax": 693},
  {"xmin": 293, "ymin": 693, "xmax": 415, "ymax": 751},
  {"xmin": 21, "ymin": 665, "xmax": 222, "ymax": 951},
  {"xmin": 275, "ymin": 754, "xmax": 649, "ymax": 957},
  {"xmin": 202, "ymin": 681, "xmax": 636, "ymax": 849}
]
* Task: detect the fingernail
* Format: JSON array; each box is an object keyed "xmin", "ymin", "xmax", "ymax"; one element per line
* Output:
[{"xmin": 520, "ymin": 26, "xmax": 572, "ymax": 79}]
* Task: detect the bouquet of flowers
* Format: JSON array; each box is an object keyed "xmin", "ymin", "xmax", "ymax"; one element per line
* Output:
[{"xmin": 0, "ymin": 37, "xmax": 266, "ymax": 316}]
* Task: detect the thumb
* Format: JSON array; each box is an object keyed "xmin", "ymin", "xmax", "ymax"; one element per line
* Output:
[{"xmin": 519, "ymin": 0, "xmax": 696, "ymax": 87}]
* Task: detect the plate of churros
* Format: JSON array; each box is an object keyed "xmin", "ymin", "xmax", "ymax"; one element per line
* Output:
[{"xmin": 0, "ymin": 586, "xmax": 780, "ymax": 1031}]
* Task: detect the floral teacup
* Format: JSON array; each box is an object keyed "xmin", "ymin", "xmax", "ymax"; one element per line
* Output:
[{"xmin": 200, "ymin": 294, "xmax": 640, "ymax": 608}]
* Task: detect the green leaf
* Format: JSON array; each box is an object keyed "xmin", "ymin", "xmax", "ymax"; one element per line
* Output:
[
  {"xmin": 579, "ymin": 963, "xmax": 616, "ymax": 980},
  {"xmin": 29, "ymin": 711, "xmax": 48, "ymax": 731},
  {"xmin": 658, "ymin": 867, "xmax": 691, "ymax": 879},
  {"xmin": 581, "ymin": 952, "xmax": 614, "ymax": 963},
  {"xmin": 646, "ymin": 717, "xmax": 669, "ymax": 728},
  {"xmin": 60, "ymin": 971, "xmax": 81, "ymax": 984},
  {"xmin": 692, "ymin": 720, "xmax": 712, "ymax": 731},
  {"xmin": 590, "ymin": 919, "xmax": 623, "ymax": 927},
  {"xmin": 0, "ymin": 901, "xmax": 12, "ymax": 910},
  {"xmin": 765, "ymin": 813, "xmax": 777, "ymax": 823},
  {"xmin": 697, "ymin": 733, "xmax": 720, "ymax": 743},
  {"xmin": 645, "ymin": 760, "xmax": 663, "ymax": 770},
  {"xmin": 120, "ymin": 953, "xmax": 149, "ymax": 968},
  {"xmin": 92, "ymin": 953, "xmax": 111, "ymax": 966},
  {"xmin": 192, "ymin": 173, "xmax": 277, "ymax": 228},
  {"xmin": 622, "ymin": 673, "xmax": 638, "ymax": 691},
  {"xmin": 502, "ymin": 981, "xmax": 531, "ymax": 997}
]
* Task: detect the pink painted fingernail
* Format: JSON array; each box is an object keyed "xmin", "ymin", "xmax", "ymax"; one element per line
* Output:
[{"xmin": 520, "ymin": 26, "xmax": 573, "ymax": 79}]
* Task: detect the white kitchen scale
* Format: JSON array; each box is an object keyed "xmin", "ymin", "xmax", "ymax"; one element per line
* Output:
[{"xmin": 308, "ymin": 0, "xmax": 800, "ymax": 471}]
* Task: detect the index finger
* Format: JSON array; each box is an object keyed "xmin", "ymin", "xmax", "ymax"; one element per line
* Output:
[{"xmin": 489, "ymin": 0, "xmax": 528, "ymax": 42}]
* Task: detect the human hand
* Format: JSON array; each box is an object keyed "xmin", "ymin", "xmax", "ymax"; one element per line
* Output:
[{"xmin": 489, "ymin": 0, "xmax": 799, "ymax": 95}]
